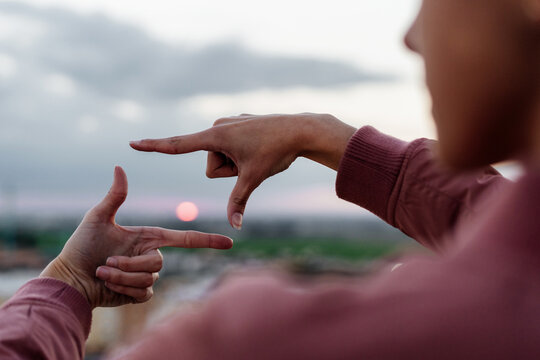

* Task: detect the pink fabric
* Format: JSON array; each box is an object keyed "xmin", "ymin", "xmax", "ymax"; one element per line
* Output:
[
  {"xmin": 2, "ymin": 126, "xmax": 539, "ymax": 359},
  {"xmin": 110, "ymin": 127, "xmax": 540, "ymax": 359},
  {"xmin": 0, "ymin": 277, "xmax": 91, "ymax": 359},
  {"xmin": 336, "ymin": 126, "xmax": 510, "ymax": 250}
]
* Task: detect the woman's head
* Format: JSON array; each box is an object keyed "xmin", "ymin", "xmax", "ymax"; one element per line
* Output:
[{"xmin": 405, "ymin": 0, "xmax": 540, "ymax": 169}]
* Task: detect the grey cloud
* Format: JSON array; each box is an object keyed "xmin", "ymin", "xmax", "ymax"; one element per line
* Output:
[
  {"xmin": 0, "ymin": 2, "xmax": 391, "ymax": 101},
  {"xmin": 0, "ymin": 1, "xmax": 391, "ymax": 218}
]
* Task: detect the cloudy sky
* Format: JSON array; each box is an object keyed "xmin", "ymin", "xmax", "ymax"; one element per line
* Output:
[{"xmin": 0, "ymin": 0, "xmax": 436, "ymax": 222}]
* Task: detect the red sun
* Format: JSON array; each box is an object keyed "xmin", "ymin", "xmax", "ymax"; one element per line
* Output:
[{"xmin": 176, "ymin": 202, "xmax": 199, "ymax": 222}]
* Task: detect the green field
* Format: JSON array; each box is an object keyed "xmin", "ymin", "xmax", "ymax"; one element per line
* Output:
[
  {"xmin": 12, "ymin": 230, "xmax": 401, "ymax": 263},
  {"xmin": 166, "ymin": 237, "xmax": 399, "ymax": 262}
]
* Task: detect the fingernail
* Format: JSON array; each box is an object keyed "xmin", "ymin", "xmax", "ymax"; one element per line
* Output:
[
  {"xmin": 96, "ymin": 266, "xmax": 110, "ymax": 279},
  {"xmin": 106, "ymin": 257, "xmax": 118, "ymax": 267},
  {"xmin": 232, "ymin": 212, "xmax": 243, "ymax": 230},
  {"xmin": 129, "ymin": 140, "xmax": 142, "ymax": 146}
]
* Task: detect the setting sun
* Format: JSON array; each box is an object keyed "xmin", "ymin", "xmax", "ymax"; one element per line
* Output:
[{"xmin": 176, "ymin": 202, "xmax": 199, "ymax": 222}]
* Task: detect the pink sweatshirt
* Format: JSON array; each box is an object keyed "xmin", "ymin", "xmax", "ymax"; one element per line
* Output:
[{"xmin": 2, "ymin": 126, "xmax": 539, "ymax": 359}]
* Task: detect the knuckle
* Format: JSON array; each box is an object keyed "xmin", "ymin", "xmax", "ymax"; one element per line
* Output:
[
  {"xmin": 165, "ymin": 138, "xmax": 180, "ymax": 153},
  {"xmin": 133, "ymin": 289, "xmax": 146, "ymax": 303},
  {"xmin": 142, "ymin": 274, "xmax": 154, "ymax": 287},
  {"xmin": 232, "ymin": 196, "xmax": 248, "ymax": 207},
  {"xmin": 82, "ymin": 209, "xmax": 95, "ymax": 222},
  {"xmin": 153, "ymin": 256, "xmax": 163, "ymax": 271},
  {"xmin": 109, "ymin": 189, "xmax": 127, "ymax": 203},
  {"xmin": 213, "ymin": 117, "xmax": 227, "ymax": 126},
  {"xmin": 206, "ymin": 168, "xmax": 217, "ymax": 179},
  {"xmin": 117, "ymin": 257, "xmax": 130, "ymax": 271},
  {"xmin": 205, "ymin": 233, "xmax": 213, "ymax": 247},
  {"xmin": 206, "ymin": 127, "xmax": 225, "ymax": 151},
  {"xmin": 140, "ymin": 226, "xmax": 152, "ymax": 239},
  {"xmin": 138, "ymin": 287, "xmax": 153, "ymax": 303},
  {"xmin": 108, "ymin": 270, "xmax": 121, "ymax": 283},
  {"xmin": 185, "ymin": 231, "xmax": 193, "ymax": 248}
]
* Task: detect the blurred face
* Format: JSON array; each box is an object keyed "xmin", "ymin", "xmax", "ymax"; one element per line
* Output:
[{"xmin": 405, "ymin": 0, "xmax": 540, "ymax": 169}]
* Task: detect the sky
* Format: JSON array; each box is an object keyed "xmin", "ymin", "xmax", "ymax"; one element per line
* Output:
[{"xmin": 0, "ymin": 0, "xmax": 438, "ymax": 222}]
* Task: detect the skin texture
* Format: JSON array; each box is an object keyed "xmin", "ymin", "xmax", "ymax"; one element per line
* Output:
[
  {"xmin": 40, "ymin": 167, "xmax": 233, "ymax": 309},
  {"xmin": 130, "ymin": 114, "xmax": 356, "ymax": 229},
  {"xmin": 405, "ymin": 0, "xmax": 540, "ymax": 169}
]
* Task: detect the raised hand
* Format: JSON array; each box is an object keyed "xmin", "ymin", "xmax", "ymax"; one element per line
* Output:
[
  {"xmin": 40, "ymin": 166, "xmax": 233, "ymax": 308},
  {"xmin": 130, "ymin": 113, "xmax": 356, "ymax": 229}
]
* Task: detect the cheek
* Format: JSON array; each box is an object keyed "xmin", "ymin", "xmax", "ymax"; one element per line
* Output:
[
  {"xmin": 422, "ymin": 0, "xmax": 538, "ymax": 168},
  {"xmin": 429, "ymin": 55, "xmax": 534, "ymax": 168}
]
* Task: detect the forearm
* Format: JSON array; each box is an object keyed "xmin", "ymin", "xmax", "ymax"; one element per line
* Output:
[
  {"xmin": 106, "ymin": 261, "xmax": 501, "ymax": 360},
  {"xmin": 40, "ymin": 255, "xmax": 93, "ymax": 308},
  {"xmin": 0, "ymin": 278, "xmax": 91, "ymax": 359},
  {"xmin": 390, "ymin": 137, "xmax": 510, "ymax": 249},
  {"xmin": 299, "ymin": 114, "xmax": 357, "ymax": 171},
  {"xmin": 335, "ymin": 126, "xmax": 510, "ymax": 250}
]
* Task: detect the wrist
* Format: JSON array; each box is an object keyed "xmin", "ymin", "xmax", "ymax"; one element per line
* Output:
[
  {"xmin": 40, "ymin": 256, "xmax": 93, "ymax": 308},
  {"xmin": 299, "ymin": 113, "xmax": 357, "ymax": 170}
]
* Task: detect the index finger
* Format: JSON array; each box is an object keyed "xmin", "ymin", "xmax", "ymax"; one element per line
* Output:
[
  {"xmin": 157, "ymin": 229, "xmax": 234, "ymax": 250},
  {"xmin": 127, "ymin": 227, "xmax": 234, "ymax": 250},
  {"xmin": 129, "ymin": 129, "xmax": 215, "ymax": 154}
]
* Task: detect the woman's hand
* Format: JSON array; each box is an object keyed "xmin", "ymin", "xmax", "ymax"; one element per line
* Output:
[
  {"xmin": 40, "ymin": 166, "xmax": 233, "ymax": 309},
  {"xmin": 130, "ymin": 113, "xmax": 356, "ymax": 229}
]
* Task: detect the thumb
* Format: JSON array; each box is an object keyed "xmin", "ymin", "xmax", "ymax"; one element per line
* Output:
[
  {"xmin": 227, "ymin": 173, "xmax": 259, "ymax": 230},
  {"xmin": 91, "ymin": 166, "xmax": 128, "ymax": 221}
]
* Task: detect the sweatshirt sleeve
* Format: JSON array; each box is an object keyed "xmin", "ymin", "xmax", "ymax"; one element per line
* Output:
[
  {"xmin": 106, "ymin": 254, "xmax": 530, "ymax": 360},
  {"xmin": 0, "ymin": 278, "xmax": 92, "ymax": 360},
  {"xmin": 336, "ymin": 126, "xmax": 510, "ymax": 251}
]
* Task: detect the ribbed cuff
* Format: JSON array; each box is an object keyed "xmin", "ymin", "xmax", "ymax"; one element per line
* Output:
[
  {"xmin": 336, "ymin": 126, "xmax": 410, "ymax": 221},
  {"xmin": 13, "ymin": 278, "xmax": 92, "ymax": 338}
]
